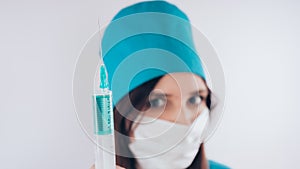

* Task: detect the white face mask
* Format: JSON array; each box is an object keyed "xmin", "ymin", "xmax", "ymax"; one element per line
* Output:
[{"xmin": 128, "ymin": 108, "xmax": 210, "ymax": 169}]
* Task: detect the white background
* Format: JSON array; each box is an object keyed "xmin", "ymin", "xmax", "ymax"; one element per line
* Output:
[{"xmin": 1, "ymin": 0, "xmax": 300, "ymax": 168}]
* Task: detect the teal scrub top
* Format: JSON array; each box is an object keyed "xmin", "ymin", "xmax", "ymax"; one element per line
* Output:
[{"xmin": 209, "ymin": 160, "xmax": 230, "ymax": 169}]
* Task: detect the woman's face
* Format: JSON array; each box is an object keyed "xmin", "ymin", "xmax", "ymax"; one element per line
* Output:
[{"xmin": 143, "ymin": 72, "xmax": 209, "ymax": 125}]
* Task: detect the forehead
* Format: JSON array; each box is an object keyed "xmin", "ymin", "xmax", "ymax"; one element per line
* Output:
[{"xmin": 153, "ymin": 73, "xmax": 207, "ymax": 95}]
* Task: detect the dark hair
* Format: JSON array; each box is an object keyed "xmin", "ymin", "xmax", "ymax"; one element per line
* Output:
[{"xmin": 113, "ymin": 76, "xmax": 211, "ymax": 169}]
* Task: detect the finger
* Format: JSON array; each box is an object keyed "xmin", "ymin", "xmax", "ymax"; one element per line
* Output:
[{"xmin": 89, "ymin": 164, "xmax": 95, "ymax": 169}]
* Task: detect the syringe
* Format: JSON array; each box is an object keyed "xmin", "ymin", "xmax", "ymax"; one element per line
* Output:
[{"xmin": 92, "ymin": 63, "xmax": 116, "ymax": 169}]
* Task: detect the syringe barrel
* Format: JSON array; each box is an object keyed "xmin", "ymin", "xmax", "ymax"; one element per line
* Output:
[
  {"xmin": 92, "ymin": 90, "xmax": 114, "ymax": 135},
  {"xmin": 92, "ymin": 90, "xmax": 116, "ymax": 169}
]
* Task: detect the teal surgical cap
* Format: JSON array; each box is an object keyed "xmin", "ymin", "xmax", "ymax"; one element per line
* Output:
[{"xmin": 101, "ymin": 1, "xmax": 206, "ymax": 105}]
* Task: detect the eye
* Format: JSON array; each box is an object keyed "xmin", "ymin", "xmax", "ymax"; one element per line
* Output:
[
  {"xmin": 188, "ymin": 95, "xmax": 202, "ymax": 106},
  {"xmin": 149, "ymin": 97, "xmax": 166, "ymax": 108}
]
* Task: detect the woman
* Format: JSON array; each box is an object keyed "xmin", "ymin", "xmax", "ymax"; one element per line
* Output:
[{"xmin": 91, "ymin": 1, "xmax": 229, "ymax": 169}]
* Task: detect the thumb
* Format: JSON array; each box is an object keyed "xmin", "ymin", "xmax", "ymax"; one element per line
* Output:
[{"xmin": 117, "ymin": 166, "xmax": 126, "ymax": 169}]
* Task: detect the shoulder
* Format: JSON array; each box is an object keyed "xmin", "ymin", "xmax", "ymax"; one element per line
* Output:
[{"xmin": 208, "ymin": 160, "xmax": 231, "ymax": 169}]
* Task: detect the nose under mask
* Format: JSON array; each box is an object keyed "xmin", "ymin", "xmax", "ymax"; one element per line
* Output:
[{"xmin": 128, "ymin": 107, "xmax": 210, "ymax": 169}]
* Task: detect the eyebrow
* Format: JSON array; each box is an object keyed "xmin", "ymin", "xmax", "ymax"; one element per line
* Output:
[
  {"xmin": 151, "ymin": 89, "xmax": 208, "ymax": 97},
  {"xmin": 150, "ymin": 92, "xmax": 171, "ymax": 98},
  {"xmin": 190, "ymin": 89, "xmax": 208, "ymax": 95}
]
